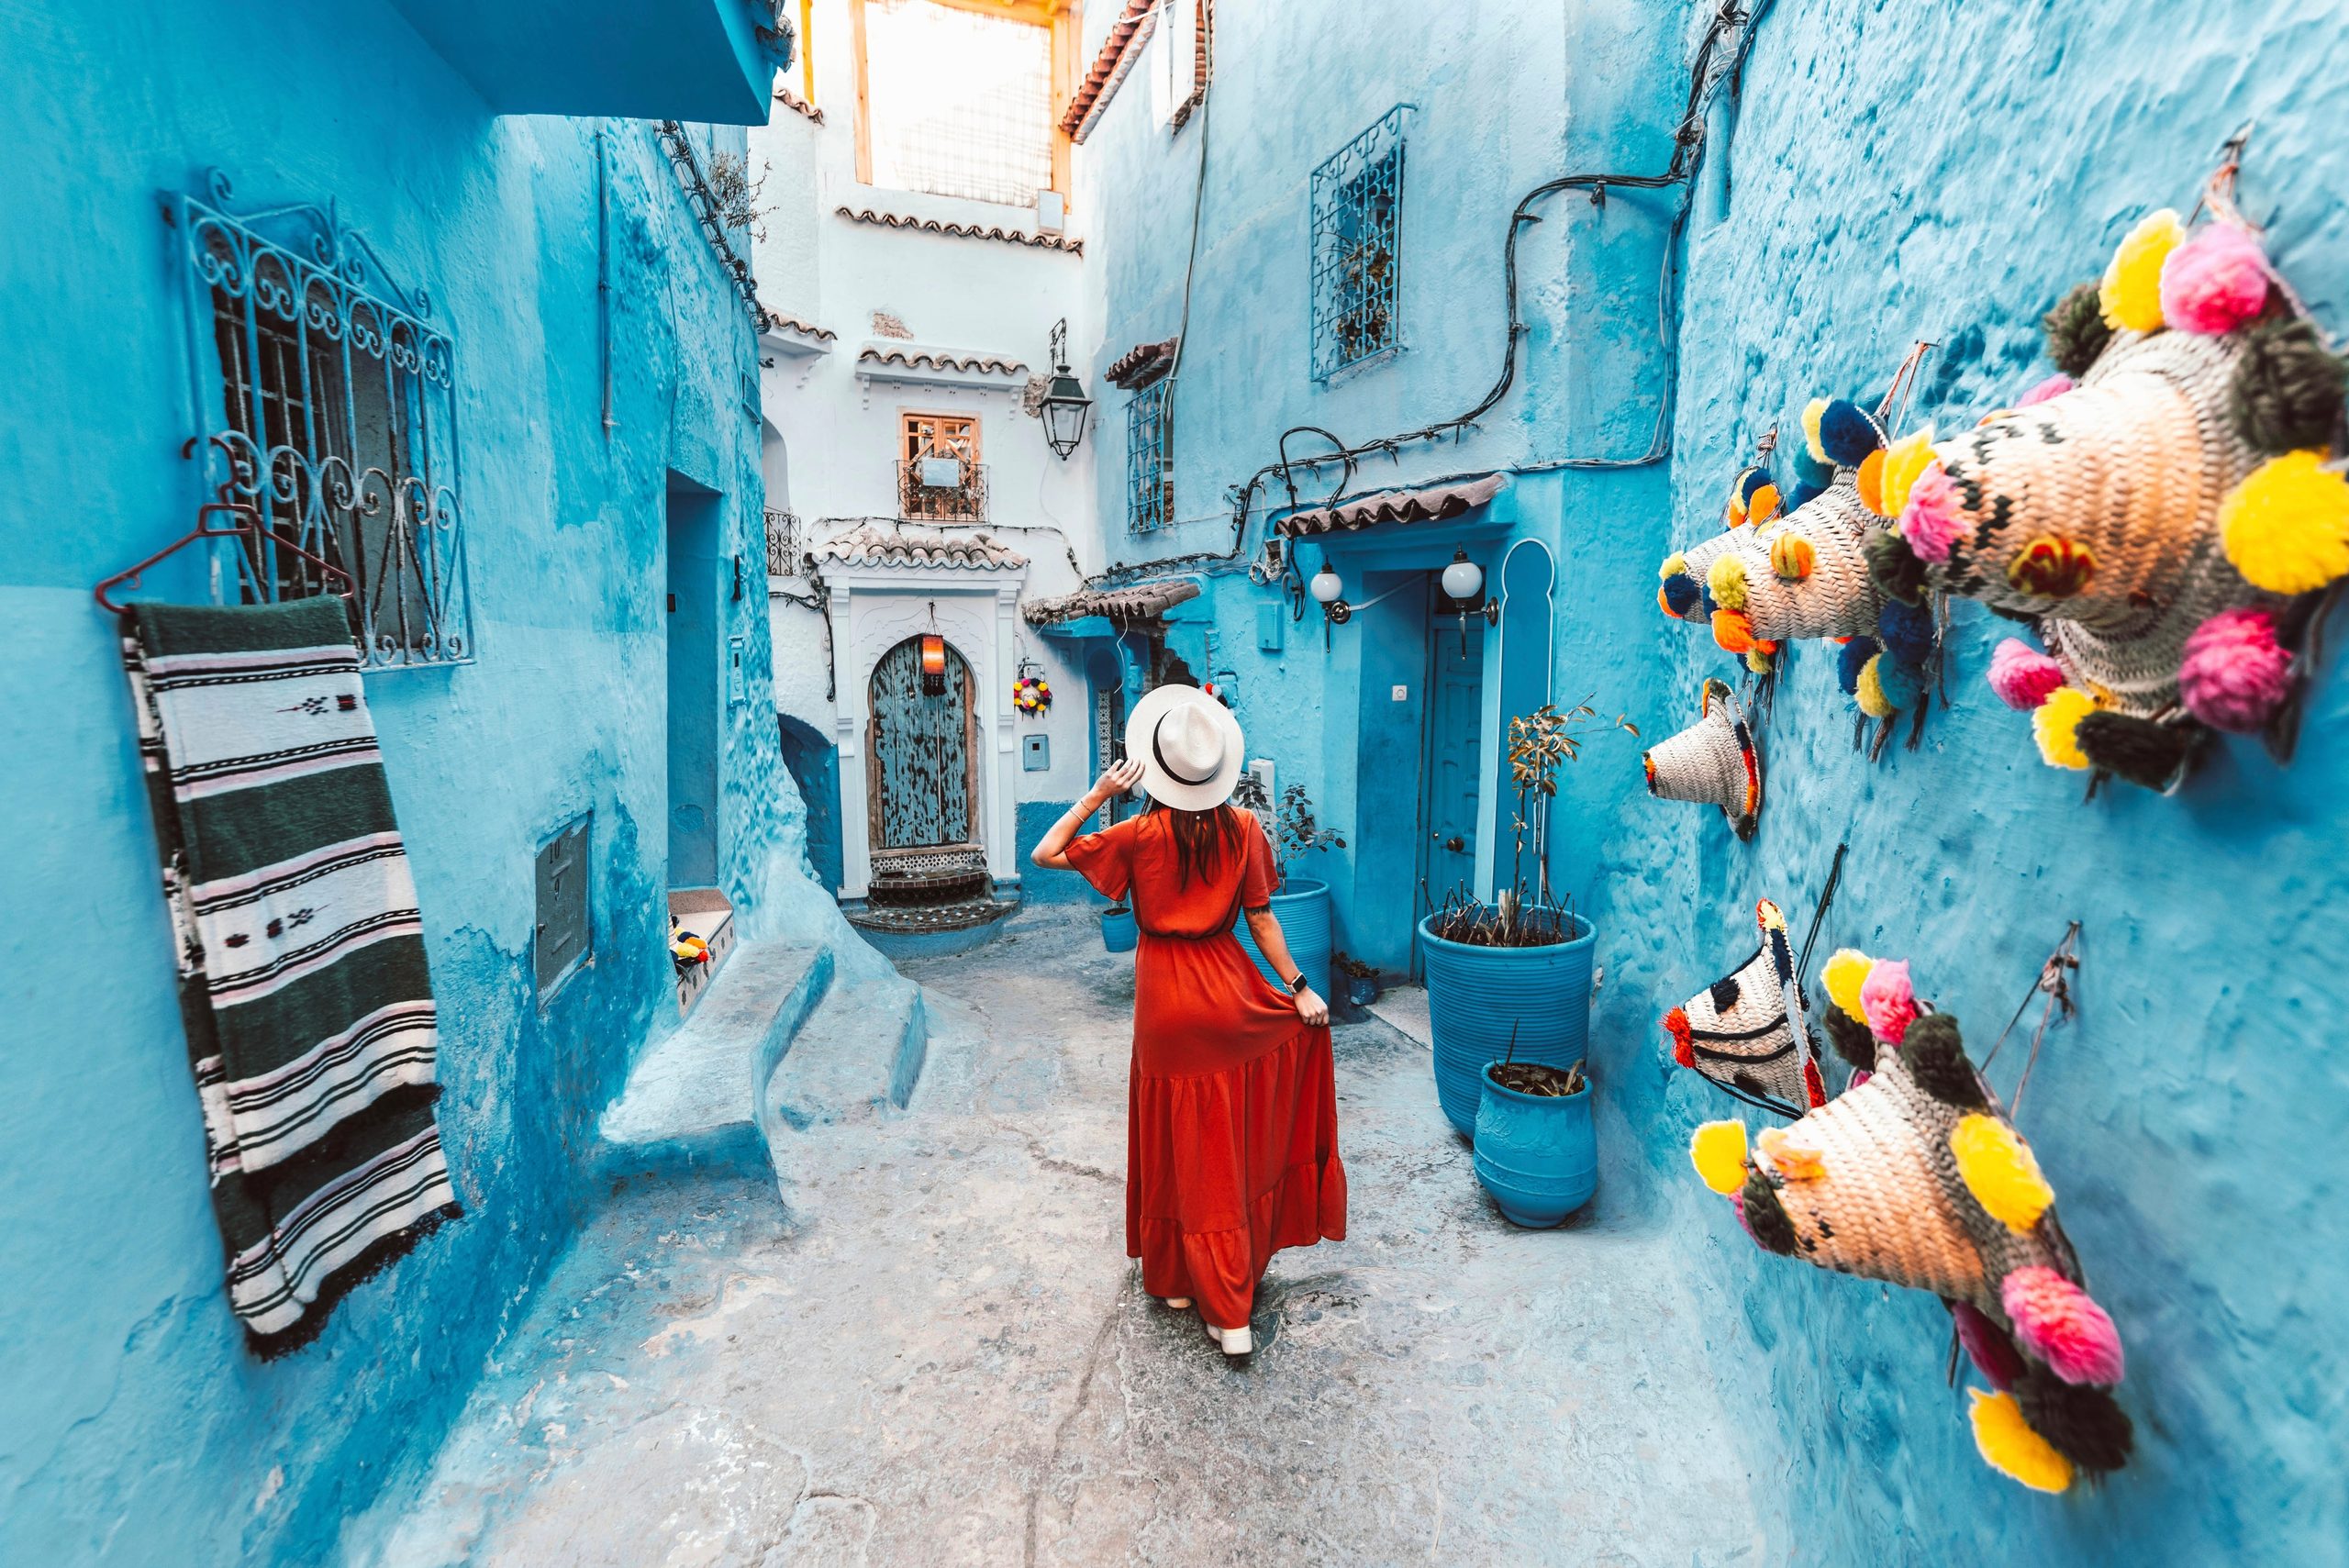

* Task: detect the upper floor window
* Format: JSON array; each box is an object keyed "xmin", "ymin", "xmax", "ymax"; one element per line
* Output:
[
  {"xmin": 900, "ymin": 410, "xmax": 986, "ymax": 521},
  {"xmin": 177, "ymin": 172, "xmax": 472, "ymax": 667},
  {"xmin": 1127, "ymin": 383, "xmax": 1172, "ymax": 534},
  {"xmin": 852, "ymin": 0, "xmax": 1074, "ymax": 209},
  {"xmin": 1310, "ymin": 107, "xmax": 1408, "ymax": 382}
]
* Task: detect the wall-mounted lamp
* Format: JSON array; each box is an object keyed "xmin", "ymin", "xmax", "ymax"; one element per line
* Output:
[
  {"xmin": 1039, "ymin": 317, "xmax": 1093, "ymax": 460},
  {"xmin": 1439, "ymin": 548, "xmax": 1501, "ymax": 625}
]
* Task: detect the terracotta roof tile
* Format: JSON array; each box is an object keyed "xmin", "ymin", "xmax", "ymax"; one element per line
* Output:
[
  {"xmin": 1061, "ymin": 0, "xmax": 1154, "ymax": 141},
  {"xmin": 854, "ymin": 347, "xmax": 1028, "ymax": 377},
  {"xmin": 835, "ymin": 206, "xmax": 1082, "ymax": 255},
  {"xmin": 1106, "ymin": 338, "xmax": 1179, "ymax": 390},
  {"xmin": 759, "ymin": 308, "xmax": 835, "ymax": 343},
  {"xmin": 815, "ymin": 521, "xmax": 1028, "ymax": 571},
  {"xmin": 1023, "ymin": 579, "xmax": 1201, "ymax": 626},
  {"xmin": 1277, "ymin": 474, "xmax": 1509, "ymax": 536}
]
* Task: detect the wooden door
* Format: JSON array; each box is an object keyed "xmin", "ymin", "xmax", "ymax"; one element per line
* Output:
[
  {"xmin": 1418, "ymin": 614, "xmax": 1485, "ymax": 904},
  {"xmin": 869, "ymin": 637, "xmax": 977, "ymax": 851}
]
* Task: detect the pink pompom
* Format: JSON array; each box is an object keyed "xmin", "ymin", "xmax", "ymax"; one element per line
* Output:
[
  {"xmin": 2179, "ymin": 606, "xmax": 2292, "ymax": 733},
  {"xmin": 1898, "ymin": 462, "xmax": 1965, "ymax": 563},
  {"xmin": 1848, "ymin": 1069, "xmax": 1873, "ymax": 1090},
  {"xmin": 1987, "ymin": 637, "xmax": 2065, "ymax": 711},
  {"xmin": 2160, "ymin": 223, "xmax": 2272, "ymax": 335},
  {"xmin": 1859, "ymin": 960, "xmax": 1916, "ymax": 1044},
  {"xmin": 2017, "ymin": 374, "xmax": 2074, "ymax": 407},
  {"xmin": 1951, "ymin": 1300, "xmax": 2024, "ymax": 1392},
  {"xmin": 2002, "ymin": 1266, "xmax": 2126, "ymax": 1385}
]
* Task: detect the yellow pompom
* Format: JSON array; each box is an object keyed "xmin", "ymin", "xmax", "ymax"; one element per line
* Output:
[
  {"xmin": 2032, "ymin": 685, "xmax": 2099, "ymax": 771},
  {"xmin": 1969, "ymin": 1389, "xmax": 2075, "ymax": 1493},
  {"xmin": 2218, "ymin": 450, "xmax": 2349, "ymax": 595},
  {"xmin": 2100, "ymin": 208, "xmax": 2185, "ymax": 332},
  {"xmin": 1708, "ymin": 551, "xmax": 1749, "ymax": 611},
  {"xmin": 1745, "ymin": 648, "xmax": 1775, "ymax": 673},
  {"xmin": 1950, "ymin": 1113, "xmax": 2054, "ymax": 1231},
  {"xmin": 1689, "ymin": 1120, "xmax": 1750, "ymax": 1195},
  {"xmin": 1659, "ymin": 551, "xmax": 1688, "ymax": 582},
  {"xmin": 1821, "ymin": 950, "xmax": 1874, "ymax": 1024},
  {"xmin": 1855, "ymin": 449, "xmax": 1888, "ymax": 516},
  {"xmin": 1855, "ymin": 654, "xmax": 1898, "ymax": 718},
  {"xmin": 1879, "ymin": 428, "xmax": 1938, "ymax": 517},
  {"xmin": 1801, "ymin": 397, "xmax": 1831, "ymax": 465},
  {"xmin": 1770, "ymin": 530, "xmax": 1816, "ymax": 581},
  {"xmin": 1756, "ymin": 1126, "xmax": 1826, "ymax": 1182}
]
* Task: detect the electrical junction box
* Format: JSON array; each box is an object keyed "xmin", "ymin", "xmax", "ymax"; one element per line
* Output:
[
  {"xmin": 1023, "ymin": 733, "xmax": 1050, "ymax": 772},
  {"xmin": 727, "ymin": 635, "xmax": 747, "ymax": 706},
  {"xmin": 1257, "ymin": 603, "xmax": 1285, "ymax": 652},
  {"xmin": 533, "ymin": 814, "xmax": 592, "ymax": 1000},
  {"xmin": 1392, "ymin": 684, "xmax": 1408, "ymax": 702}
]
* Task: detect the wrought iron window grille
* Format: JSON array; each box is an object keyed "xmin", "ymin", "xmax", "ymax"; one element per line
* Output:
[
  {"xmin": 172, "ymin": 170, "xmax": 473, "ymax": 667},
  {"xmin": 1309, "ymin": 106, "xmax": 1408, "ymax": 382},
  {"xmin": 765, "ymin": 508, "xmax": 808, "ymax": 577},
  {"xmin": 897, "ymin": 457, "xmax": 989, "ymax": 522},
  {"xmin": 1126, "ymin": 380, "xmax": 1173, "ymax": 534}
]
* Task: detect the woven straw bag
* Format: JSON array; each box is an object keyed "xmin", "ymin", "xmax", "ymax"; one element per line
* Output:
[
  {"xmin": 1677, "ymin": 520, "xmax": 1757, "ymax": 585},
  {"xmin": 1642, "ymin": 680, "xmax": 1760, "ymax": 838},
  {"xmin": 1664, "ymin": 899, "xmax": 1822, "ymax": 1113},
  {"xmin": 1733, "ymin": 481, "xmax": 1886, "ymax": 642}
]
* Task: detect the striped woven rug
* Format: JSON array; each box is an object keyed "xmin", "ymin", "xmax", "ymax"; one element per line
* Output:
[{"xmin": 123, "ymin": 595, "xmax": 459, "ymax": 1356}]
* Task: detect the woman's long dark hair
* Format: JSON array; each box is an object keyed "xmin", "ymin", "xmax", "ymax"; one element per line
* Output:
[{"xmin": 1152, "ymin": 799, "xmax": 1242, "ymax": 889}]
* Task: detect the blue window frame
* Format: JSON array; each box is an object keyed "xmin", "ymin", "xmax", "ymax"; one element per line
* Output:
[
  {"xmin": 1310, "ymin": 107, "xmax": 1408, "ymax": 381},
  {"xmin": 175, "ymin": 170, "xmax": 473, "ymax": 668},
  {"xmin": 1127, "ymin": 380, "xmax": 1172, "ymax": 533}
]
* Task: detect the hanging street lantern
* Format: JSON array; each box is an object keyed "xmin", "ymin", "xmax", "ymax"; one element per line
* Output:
[
  {"xmin": 919, "ymin": 632, "xmax": 947, "ymax": 695},
  {"xmin": 1039, "ymin": 317, "xmax": 1093, "ymax": 460}
]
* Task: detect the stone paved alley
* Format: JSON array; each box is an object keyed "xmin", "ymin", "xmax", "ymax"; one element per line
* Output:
[{"xmin": 359, "ymin": 909, "xmax": 1764, "ymax": 1567}]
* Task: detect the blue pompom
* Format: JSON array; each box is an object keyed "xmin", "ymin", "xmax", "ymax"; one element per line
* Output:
[
  {"xmin": 1876, "ymin": 595, "xmax": 1936, "ymax": 666},
  {"xmin": 1874, "ymin": 656, "xmax": 1926, "ymax": 712},
  {"xmin": 1663, "ymin": 573, "xmax": 1702, "ymax": 616},
  {"xmin": 1785, "ymin": 478, "xmax": 1827, "ymax": 513},
  {"xmin": 1837, "ymin": 635, "xmax": 1880, "ymax": 695},
  {"xmin": 1699, "ymin": 586, "xmax": 1719, "ymax": 618},
  {"xmin": 1816, "ymin": 399, "xmax": 1887, "ymax": 468},
  {"xmin": 1735, "ymin": 466, "xmax": 1775, "ymax": 507},
  {"xmin": 1791, "ymin": 445, "xmax": 1836, "ymax": 487}
]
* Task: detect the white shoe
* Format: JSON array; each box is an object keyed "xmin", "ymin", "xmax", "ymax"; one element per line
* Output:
[
  {"xmin": 1206, "ymin": 1321, "xmax": 1252, "ymax": 1355},
  {"xmin": 1163, "ymin": 1296, "xmax": 1192, "ymax": 1310}
]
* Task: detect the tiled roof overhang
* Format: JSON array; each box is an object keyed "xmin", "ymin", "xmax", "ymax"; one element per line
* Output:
[
  {"xmin": 1022, "ymin": 579, "xmax": 1201, "ymax": 626},
  {"xmin": 1059, "ymin": 0, "xmax": 1154, "ymax": 142},
  {"xmin": 1106, "ymin": 338, "xmax": 1178, "ymax": 390},
  {"xmin": 836, "ymin": 206, "xmax": 1082, "ymax": 255},
  {"xmin": 1275, "ymin": 474, "xmax": 1509, "ymax": 536},
  {"xmin": 854, "ymin": 347, "xmax": 1029, "ymax": 376},
  {"xmin": 816, "ymin": 522, "xmax": 1029, "ymax": 571}
]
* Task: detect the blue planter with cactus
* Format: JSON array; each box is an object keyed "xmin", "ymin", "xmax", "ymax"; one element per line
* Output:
[{"xmin": 1472, "ymin": 1063, "xmax": 1596, "ymax": 1227}]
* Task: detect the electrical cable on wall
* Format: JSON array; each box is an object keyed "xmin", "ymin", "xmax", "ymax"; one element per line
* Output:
[{"xmin": 1090, "ymin": 0, "xmax": 1777, "ymax": 588}]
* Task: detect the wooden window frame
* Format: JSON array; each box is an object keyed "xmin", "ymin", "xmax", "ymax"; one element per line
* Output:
[
  {"xmin": 849, "ymin": 0, "xmax": 1076, "ymax": 206},
  {"xmin": 899, "ymin": 407, "xmax": 983, "ymax": 462}
]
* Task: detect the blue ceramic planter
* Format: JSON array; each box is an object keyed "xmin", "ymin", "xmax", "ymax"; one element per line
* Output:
[
  {"xmin": 1419, "ymin": 912, "xmax": 1595, "ymax": 1139},
  {"xmin": 1101, "ymin": 905, "xmax": 1138, "ymax": 953},
  {"xmin": 1472, "ymin": 1064, "xmax": 1596, "ymax": 1227},
  {"xmin": 1234, "ymin": 878, "xmax": 1331, "ymax": 1002}
]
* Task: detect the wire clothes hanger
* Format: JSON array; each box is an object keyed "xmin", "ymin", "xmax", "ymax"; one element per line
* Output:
[{"xmin": 95, "ymin": 498, "xmax": 354, "ymax": 615}]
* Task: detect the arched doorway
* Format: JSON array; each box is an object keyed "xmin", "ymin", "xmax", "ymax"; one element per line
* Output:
[
  {"xmin": 867, "ymin": 635, "xmax": 979, "ymax": 856},
  {"xmin": 777, "ymin": 714, "xmax": 843, "ymax": 895}
]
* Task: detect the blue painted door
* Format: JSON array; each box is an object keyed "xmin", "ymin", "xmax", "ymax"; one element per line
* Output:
[
  {"xmin": 1419, "ymin": 615, "xmax": 1484, "ymax": 913},
  {"xmin": 776, "ymin": 714, "xmax": 844, "ymax": 894},
  {"xmin": 869, "ymin": 638, "xmax": 975, "ymax": 849}
]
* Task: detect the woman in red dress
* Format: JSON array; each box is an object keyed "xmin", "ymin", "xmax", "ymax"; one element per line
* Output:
[{"xmin": 1032, "ymin": 684, "xmax": 1347, "ymax": 1356}]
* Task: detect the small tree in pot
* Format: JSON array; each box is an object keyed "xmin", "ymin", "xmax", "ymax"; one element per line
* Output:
[
  {"xmin": 1230, "ymin": 775, "xmax": 1342, "ymax": 1002},
  {"xmin": 1421, "ymin": 699, "xmax": 1635, "ymax": 1142}
]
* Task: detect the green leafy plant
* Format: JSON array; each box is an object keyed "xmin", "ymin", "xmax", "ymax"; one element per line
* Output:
[{"xmin": 1274, "ymin": 782, "xmax": 1345, "ymax": 879}]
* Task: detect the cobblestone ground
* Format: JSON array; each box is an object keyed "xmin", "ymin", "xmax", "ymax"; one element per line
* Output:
[{"xmin": 362, "ymin": 907, "xmax": 1765, "ymax": 1567}]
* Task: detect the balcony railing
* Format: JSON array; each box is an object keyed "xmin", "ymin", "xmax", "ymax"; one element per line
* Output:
[
  {"xmin": 765, "ymin": 507, "xmax": 806, "ymax": 577},
  {"xmin": 897, "ymin": 457, "xmax": 987, "ymax": 523}
]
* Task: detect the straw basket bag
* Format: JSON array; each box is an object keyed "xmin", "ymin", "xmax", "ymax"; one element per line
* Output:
[
  {"xmin": 1663, "ymin": 899, "xmax": 1823, "ymax": 1114},
  {"xmin": 1728, "ymin": 480, "xmax": 1886, "ymax": 643},
  {"xmin": 1642, "ymin": 680, "xmax": 1760, "ymax": 839}
]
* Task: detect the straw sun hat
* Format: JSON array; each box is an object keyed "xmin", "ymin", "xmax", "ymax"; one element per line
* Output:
[{"xmin": 1125, "ymin": 684, "xmax": 1245, "ymax": 811}]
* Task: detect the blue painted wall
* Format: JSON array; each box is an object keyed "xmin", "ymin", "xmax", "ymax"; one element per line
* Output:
[
  {"xmin": 1081, "ymin": 0, "xmax": 2349, "ymax": 1561},
  {"xmin": 0, "ymin": 5, "xmax": 819, "ymax": 1562}
]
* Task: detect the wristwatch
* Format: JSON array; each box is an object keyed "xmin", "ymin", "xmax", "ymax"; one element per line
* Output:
[{"xmin": 1286, "ymin": 972, "xmax": 1310, "ymax": 995}]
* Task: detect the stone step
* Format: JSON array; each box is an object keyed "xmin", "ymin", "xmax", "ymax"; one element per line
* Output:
[
  {"xmin": 763, "ymin": 969, "xmax": 929, "ymax": 1137},
  {"xmin": 595, "ymin": 940, "xmax": 835, "ymax": 1180}
]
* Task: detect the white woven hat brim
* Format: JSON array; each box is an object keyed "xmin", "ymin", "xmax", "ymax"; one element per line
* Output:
[{"xmin": 1125, "ymin": 684, "xmax": 1246, "ymax": 810}]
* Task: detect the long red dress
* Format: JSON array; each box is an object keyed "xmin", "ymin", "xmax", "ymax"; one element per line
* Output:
[{"xmin": 1067, "ymin": 809, "xmax": 1347, "ymax": 1329}]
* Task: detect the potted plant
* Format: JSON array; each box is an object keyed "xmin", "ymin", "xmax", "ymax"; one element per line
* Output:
[
  {"xmin": 1419, "ymin": 698, "xmax": 1636, "ymax": 1140},
  {"xmin": 1100, "ymin": 902, "xmax": 1138, "ymax": 953},
  {"xmin": 1473, "ymin": 1051, "xmax": 1595, "ymax": 1228},
  {"xmin": 1334, "ymin": 952, "xmax": 1380, "ymax": 1009},
  {"xmin": 1230, "ymin": 776, "xmax": 1341, "ymax": 1003}
]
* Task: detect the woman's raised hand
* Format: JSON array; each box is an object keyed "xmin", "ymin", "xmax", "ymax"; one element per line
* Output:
[{"xmin": 1089, "ymin": 759, "xmax": 1146, "ymax": 805}]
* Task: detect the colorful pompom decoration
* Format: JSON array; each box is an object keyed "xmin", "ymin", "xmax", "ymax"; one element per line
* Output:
[
  {"xmin": 1800, "ymin": 396, "xmax": 1832, "ymax": 466},
  {"xmin": 1857, "ymin": 654, "xmax": 1921, "ymax": 717},
  {"xmin": 1865, "ymin": 527, "xmax": 1929, "ymax": 606},
  {"xmin": 1707, "ymin": 552, "xmax": 1749, "ymax": 612},
  {"xmin": 1987, "ymin": 638, "xmax": 2065, "ymax": 710},
  {"xmin": 1858, "ymin": 958, "xmax": 1917, "ymax": 1044},
  {"xmin": 1878, "ymin": 427, "xmax": 1938, "ymax": 518},
  {"xmin": 2018, "ymin": 373, "xmax": 2075, "ymax": 407},
  {"xmin": 1854, "ymin": 448, "xmax": 1888, "ymax": 515},
  {"xmin": 1792, "ymin": 443, "xmax": 1835, "ymax": 488},
  {"xmin": 1659, "ymin": 551, "xmax": 1688, "ymax": 581},
  {"xmin": 1661, "ymin": 573, "xmax": 1703, "ymax": 617},
  {"xmin": 2159, "ymin": 220, "xmax": 2272, "ymax": 336},
  {"xmin": 2217, "ymin": 450, "xmax": 2349, "ymax": 595},
  {"xmin": 1814, "ymin": 398, "xmax": 1887, "ymax": 468},
  {"xmin": 2005, "ymin": 533, "xmax": 2098, "ymax": 599},
  {"xmin": 1744, "ymin": 648, "xmax": 1775, "ymax": 674},
  {"xmin": 1730, "ymin": 467, "xmax": 1782, "ymax": 529},
  {"xmin": 2099, "ymin": 207, "xmax": 2185, "ymax": 333},
  {"xmin": 2178, "ymin": 606, "xmax": 2292, "ymax": 733},
  {"xmin": 2032, "ymin": 686, "xmax": 2099, "ymax": 770},
  {"xmin": 1711, "ymin": 608, "xmax": 1773, "ymax": 656},
  {"xmin": 1784, "ymin": 477, "xmax": 1827, "ymax": 514},
  {"xmin": 2043, "ymin": 283, "xmax": 2112, "ymax": 379},
  {"xmin": 2001, "ymin": 1266, "xmax": 2126, "ymax": 1387},
  {"xmin": 1690, "ymin": 1120, "xmax": 1750, "ymax": 1195},
  {"xmin": 1835, "ymin": 635, "xmax": 1879, "ymax": 695},
  {"xmin": 1820, "ymin": 949, "xmax": 1874, "ymax": 1025},
  {"xmin": 1013, "ymin": 674, "xmax": 1052, "ymax": 714},
  {"xmin": 2076, "ymin": 711, "xmax": 2194, "ymax": 791},
  {"xmin": 1970, "ymin": 1388, "xmax": 2075, "ymax": 1494},
  {"xmin": 1664, "ymin": 1006, "xmax": 1695, "ymax": 1068},
  {"xmin": 1952, "ymin": 1300, "xmax": 2024, "ymax": 1392},
  {"xmin": 1875, "ymin": 596, "xmax": 1936, "ymax": 668},
  {"xmin": 1769, "ymin": 530, "xmax": 1815, "ymax": 582},
  {"xmin": 1898, "ymin": 460, "xmax": 1964, "ymax": 563},
  {"xmin": 1755, "ymin": 1126, "xmax": 1825, "ymax": 1182},
  {"xmin": 1950, "ymin": 1113, "xmax": 2054, "ymax": 1232},
  {"xmin": 1900, "ymin": 1013, "xmax": 1987, "ymax": 1109},
  {"xmin": 2228, "ymin": 317, "xmax": 2348, "ymax": 456}
]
